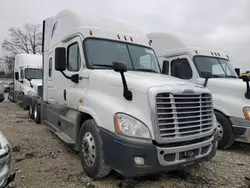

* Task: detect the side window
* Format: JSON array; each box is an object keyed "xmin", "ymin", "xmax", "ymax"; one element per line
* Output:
[
  {"xmin": 20, "ymin": 69, "xmax": 24, "ymax": 79},
  {"xmin": 67, "ymin": 43, "xmax": 80, "ymax": 71},
  {"xmin": 171, "ymin": 58, "xmax": 192, "ymax": 79},
  {"xmin": 162, "ymin": 60, "xmax": 169, "ymax": 74},
  {"xmin": 49, "ymin": 58, "xmax": 52, "ymax": 77}
]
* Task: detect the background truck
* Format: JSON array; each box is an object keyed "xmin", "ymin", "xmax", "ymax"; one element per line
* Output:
[
  {"xmin": 147, "ymin": 32, "xmax": 250, "ymax": 149},
  {"xmin": 9, "ymin": 54, "xmax": 42, "ymax": 115},
  {"xmin": 33, "ymin": 9, "xmax": 218, "ymax": 179}
]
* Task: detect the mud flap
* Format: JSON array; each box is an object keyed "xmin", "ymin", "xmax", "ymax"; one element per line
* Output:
[
  {"xmin": 3, "ymin": 173, "xmax": 16, "ymax": 188},
  {"xmin": 0, "ymin": 94, "xmax": 5, "ymax": 103}
]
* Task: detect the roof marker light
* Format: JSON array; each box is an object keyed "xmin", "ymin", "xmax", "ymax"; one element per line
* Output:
[
  {"xmin": 124, "ymin": 36, "xmax": 127, "ymax": 41},
  {"xmin": 89, "ymin": 30, "xmax": 93, "ymax": 35},
  {"xmin": 214, "ymin": 52, "xmax": 217, "ymax": 56},
  {"xmin": 149, "ymin": 40, "xmax": 152, "ymax": 43},
  {"xmin": 227, "ymin": 55, "xmax": 229, "ymax": 58},
  {"xmin": 218, "ymin": 53, "xmax": 220, "ymax": 57},
  {"xmin": 130, "ymin": 37, "xmax": 133, "ymax": 42},
  {"xmin": 195, "ymin": 50, "xmax": 198, "ymax": 54},
  {"xmin": 211, "ymin": 52, "xmax": 214, "ymax": 55},
  {"xmin": 149, "ymin": 42, "xmax": 151, "ymax": 46},
  {"xmin": 117, "ymin": 34, "xmax": 120, "ymax": 39}
]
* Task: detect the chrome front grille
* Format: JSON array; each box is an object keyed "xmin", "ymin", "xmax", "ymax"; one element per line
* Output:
[{"xmin": 156, "ymin": 93, "xmax": 213, "ymax": 138}]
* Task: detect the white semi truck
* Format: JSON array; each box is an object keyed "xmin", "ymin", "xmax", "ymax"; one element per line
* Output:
[
  {"xmin": 32, "ymin": 10, "xmax": 219, "ymax": 179},
  {"xmin": 147, "ymin": 32, "xmax": 250, "ymax": 149},
  {"xmin": 9, "ymin": 54, "xmax": 42, "ymax": 116}
]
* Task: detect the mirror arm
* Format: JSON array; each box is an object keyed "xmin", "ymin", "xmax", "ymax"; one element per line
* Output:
[
  {"xmin": 120, "ymin": 72, "xmax": 132, "ymax": 101},
  {"xmin": 245, "ymin": 81, "xmax": 250, "ymax": 99},
  {"xmin": 203, "ymin": 78, "xmax": 209, "ymax": 87},
  {"xmin": 29, "ymin": 81, "xmax": 33, "ymax": 88},
  {"xmin": 60, "ymin": 71, "xmax": 71, "ymax": 79}
]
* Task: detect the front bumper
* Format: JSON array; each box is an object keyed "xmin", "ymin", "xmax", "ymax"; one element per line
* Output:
[
  {"xmin": 231, "ymin": 117, "xmax": 250, "ymax": 143},
  {"xmin": 23, "ymin": 95, "xmax": 37, "ymax": 107},
  {"xmin": 0, "ymin": 94, "xmax": 4, "ymax": 103},
  {"xmin": 0, "ymin": 148, "xmax": 15, "ymax": 188},
  {"xmin": 100, "ymin": 128, "xmax": 218, "ymax": 177}
]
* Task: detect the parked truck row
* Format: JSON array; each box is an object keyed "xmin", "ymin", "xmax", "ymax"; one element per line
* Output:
[{"xmin": 7, "ymin": 9, "xmax": 249, "ymax": 180}]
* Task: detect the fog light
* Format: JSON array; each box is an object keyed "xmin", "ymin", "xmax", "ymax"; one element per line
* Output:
[{"xmin": 134, "ymin": 157, "xmax": 144, "ymax": 165}]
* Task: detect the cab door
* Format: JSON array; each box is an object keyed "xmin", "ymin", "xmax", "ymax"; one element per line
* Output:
[
  {"xmin": 166, "ymin": 54, "xmax": 198, "ymax": 83},
  {"xmin": 56, "ymin": 36, "xmax": 86, "ymax": 109}
]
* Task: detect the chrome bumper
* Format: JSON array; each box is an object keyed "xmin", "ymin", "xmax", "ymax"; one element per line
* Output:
[{"xmin": 230, "ymin": 117, "xmax": 250, "ymax": 143}]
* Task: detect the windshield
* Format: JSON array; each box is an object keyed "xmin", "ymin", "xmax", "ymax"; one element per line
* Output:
[
  {"xmin": 25, "ymin": 68, "xmax": 42, "ymax": 79},
  {"xmin": 194, "ymin": 56, "xmax": 238, "ymax": 78},
  {"xmin": 84, "ymin": 39, "xmax": 160, "ymax": 73}
]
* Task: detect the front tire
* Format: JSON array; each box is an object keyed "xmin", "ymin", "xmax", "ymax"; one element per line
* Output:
[
  {"xmin": 34, "ymin": 103, "xmax": 41, "ymax": 124},
  {"xmin": 79, "ymin": 119, "xmax": 111, "ymax": 179},
  {"xmin": 215, "ymin": 111, "xmax": 235, "ymax": 149}
]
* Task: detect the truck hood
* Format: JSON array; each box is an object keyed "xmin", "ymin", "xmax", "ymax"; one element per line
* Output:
[
  {"xmin": 90, "ymin": 70, "xmax": 204, "ymax": 93},
  {"xmin": 30, "ymin": 79, "xmax": 42, "ymax": 88},
  {"xmin": 198, "ymin": 78, "xmax": 248, "ymax": 99}
]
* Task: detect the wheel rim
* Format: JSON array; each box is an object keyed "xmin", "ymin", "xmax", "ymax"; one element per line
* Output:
[
  {"xmin": 34, "ymin": 106, "xmax": 37, "ymax": 119},
  {"xmin": 81, "ymin": 132, "xmax": 96, "ymax": 167},
  {"xmin": 218, "ymin": 123, "xmax": 224, "ymax": 141},
  {"xmin": 29, "ymin": 106, "xmax": 32, "ymax": 115}
]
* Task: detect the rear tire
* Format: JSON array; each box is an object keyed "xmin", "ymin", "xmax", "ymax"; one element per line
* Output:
[
  {"xmin": 29, "ymin": 105, "xmax": 34, "ymax": 119},
  {"xmin": 34, "ymin": 103, "xmax": 41, "ymax": 124},
  {"xmin": 215, "ymin": 111, "xmax": 234, "ymax": 149},
  {"xmin": 79, "ymin": 119, "xmax": 111, "ymax": 179}
]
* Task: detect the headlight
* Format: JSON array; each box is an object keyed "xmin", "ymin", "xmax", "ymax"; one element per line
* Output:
[
  {"xmin": 27, "ymin": 91, "xmax": 36, "ymax": 97},
  {"xmin": 114, "ymin": 113, "xmax": 151, "ymax": 139},
  {"xmin": 243, "ymin": 107, "xmax": 250, "ymax": 120}
]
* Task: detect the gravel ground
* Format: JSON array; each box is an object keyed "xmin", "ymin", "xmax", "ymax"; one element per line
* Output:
[{"xmin": 1, "ymin": 95, "xmax": 250, "ymax": 188}]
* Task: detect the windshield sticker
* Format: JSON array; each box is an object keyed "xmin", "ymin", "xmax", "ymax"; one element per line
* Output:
[
  {"xmin": 145, "ymin": 48, "xmax": 154, "ymax": 54},
  {"xmin": 117, "ymin": 44, "xmax": 126, "ymax": 48}
]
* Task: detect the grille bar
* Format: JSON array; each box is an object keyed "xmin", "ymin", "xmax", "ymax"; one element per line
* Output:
[{"xmin": 156, "ymin": 93, "xmax": 213, "ymax": 138}]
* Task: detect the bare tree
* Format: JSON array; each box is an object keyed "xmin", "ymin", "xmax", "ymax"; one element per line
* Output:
[
  {"xmin": 2, "ymin": 24, "xmax": 42, "ymax": 55},
  {"xmin": 0, "ymin": 56, "xmax": 15, "ymax": 73},
  {"xmin": 0, "ymin": 23, "xmax": 42, "ymax": 73}
]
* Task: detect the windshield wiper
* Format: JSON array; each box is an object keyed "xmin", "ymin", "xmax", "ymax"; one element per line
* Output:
[
  {"xmin": 92, "ymin": 64, "xmax": 113, "ymax": 68},
  {"xmin": 227, "ymin": 75, "xmax": 238, "ymax": 78},
  {"xmin": 211, "ymin": 74, "xmax": 224, "ymax": 78},
  {"xmin": 136, "ymin": 68, "xmax": 158, "ymax": 73}
]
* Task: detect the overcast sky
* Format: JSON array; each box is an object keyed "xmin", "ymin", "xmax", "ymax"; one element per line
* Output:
[{"xmin": 0, "ymin": 0, "xmax": 249, "ymax": 70}]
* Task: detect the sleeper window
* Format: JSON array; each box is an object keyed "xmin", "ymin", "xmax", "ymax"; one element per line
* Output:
[
  {"xmin": 67, "ymin": 43, "xmax": 80, "ymax": 71},
  {"xmin": 20, "ymin": 69, "xmax": 24, "ymax": 79},
  {"xmin": 171, "ymin": 58, "xmax": 192, "ymax": 79},
  {"xmin": 49, "ymin": 58, "xmax": 52, "ymax": 77}
]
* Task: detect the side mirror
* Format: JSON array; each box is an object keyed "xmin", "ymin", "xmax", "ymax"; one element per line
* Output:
[
  {"xmin": 71, "ymin": 74, "xmax": 79, "ymax": 84},
  {"xmin": 113, "ymin": 61, "xmax": 132, "ymax": 101},
  {"xmin": 235, "ymin": 68, "xmax": 240, "ymax": 77},
  {"xmin": 113, "ymin": 61, "xmax": 127, "ymax": 73},
  {"xmin": 201, "ymin": 71, "xmax": 212, "ymax": 87},
  {"xmin": 162, "ymin": 61, "xmax": 169, "ymax": 75},
  {"xmin": 27, "ymin": 78, "xmax": 31, "ymax": 82},
  {"xmin": 55, "ymin": 47, "xmax": 66, "ymax": 71},
  {"xmin": 15, "ymin": 72, "xmax": 19, "ymax": 80},
  {"xmin": 242, "ymin": 75, "xmax": 249, "ymax": 82},
  {"xmin": 242, "ymin": 75, "xmax": 250, "ymax": 99}
]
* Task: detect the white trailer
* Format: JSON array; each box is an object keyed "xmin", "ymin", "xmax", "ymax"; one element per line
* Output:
[
  {"xmin": 32, "ymin": 10, "xmax": 218, "ymax": 179},
  {"xmin": 147, "ymin": 32, "xmax": 250, "ymax": 149},
  {"xmin": 9, "ymin": 54, "xmax": 42, "ymax": 115}
]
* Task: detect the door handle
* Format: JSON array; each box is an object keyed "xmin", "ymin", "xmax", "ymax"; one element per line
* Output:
[{"xmin": 64, "ymin": 89, "xmax": 66, "ymax": 101}]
